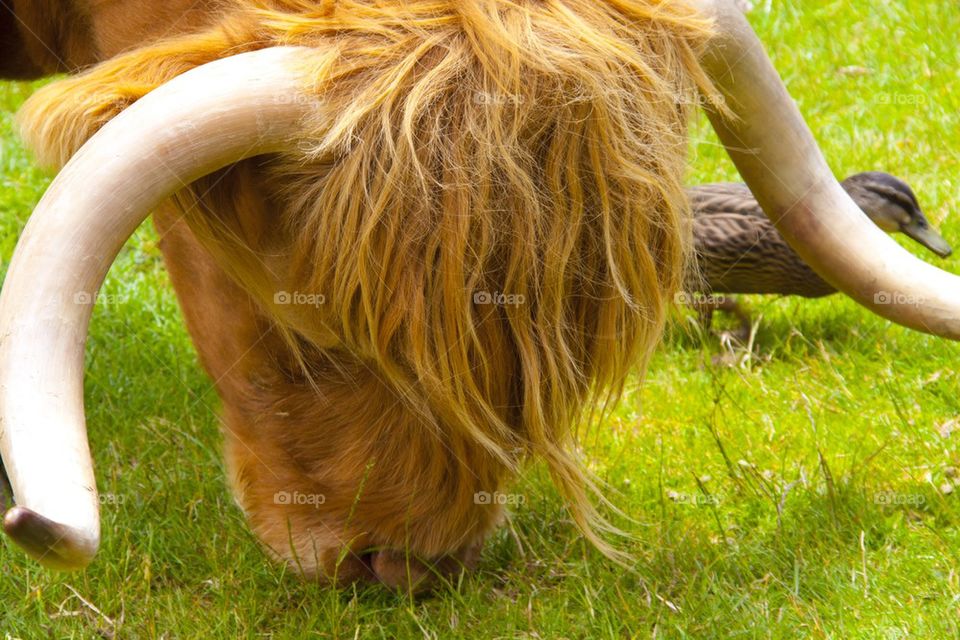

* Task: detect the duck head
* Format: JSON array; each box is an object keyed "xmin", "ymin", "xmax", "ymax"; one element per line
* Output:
[{"xmin": 842, "ymin": 172, "xmax": 952, "ymax": 258}]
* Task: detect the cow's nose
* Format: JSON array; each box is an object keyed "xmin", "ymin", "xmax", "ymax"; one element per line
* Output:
[{"xmin": 368, "ymin": 545, "xmax": 481, "ymax": 591}]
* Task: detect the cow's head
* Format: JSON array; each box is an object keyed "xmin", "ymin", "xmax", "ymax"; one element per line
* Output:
[{"xmin": 1, "ymin": 0, "xmax": 958, "ymax": 589}]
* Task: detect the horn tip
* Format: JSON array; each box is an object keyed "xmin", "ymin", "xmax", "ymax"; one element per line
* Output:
[{"xmin": 3, "ymin": 506, "xmax": 98, "ymax": 571}]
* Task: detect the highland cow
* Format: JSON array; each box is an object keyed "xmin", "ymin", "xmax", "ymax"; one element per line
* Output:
[{"xmin": 1, "ymin": 0, "xmax": 957, "ymax": 590}]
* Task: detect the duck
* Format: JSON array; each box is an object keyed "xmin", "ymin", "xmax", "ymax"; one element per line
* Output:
[{"xmin": 687, "ymin": 171, "xmax": 952, "ymax": 330}]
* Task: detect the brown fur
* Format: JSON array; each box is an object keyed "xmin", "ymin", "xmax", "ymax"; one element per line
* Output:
[{"xmin": 4, "ymin": 0, "xmax": 715, "ymax": 588}]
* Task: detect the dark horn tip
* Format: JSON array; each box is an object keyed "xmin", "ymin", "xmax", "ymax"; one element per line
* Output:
[{"xmin": 3, "ymin": 506, "xmax": 97, "ymax": 571}]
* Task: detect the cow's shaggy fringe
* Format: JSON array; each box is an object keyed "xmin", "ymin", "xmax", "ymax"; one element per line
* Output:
[{"xmin": 19, "ymin": 0, "xmax": 715, "ymax": 562}]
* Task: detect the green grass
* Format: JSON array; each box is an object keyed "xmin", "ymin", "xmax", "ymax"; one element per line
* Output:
[{"xmin": 2, "ymin": 1, "xmax": 960, "ymax": 637}]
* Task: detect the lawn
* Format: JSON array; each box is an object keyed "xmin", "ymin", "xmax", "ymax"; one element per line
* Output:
[{"xmin": 2, "ymin": 1, "xmax": 960, "ymax": 638}]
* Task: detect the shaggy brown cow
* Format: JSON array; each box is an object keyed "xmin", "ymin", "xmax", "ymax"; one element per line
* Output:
[{"xmin": 2, "ymin": 0, "xmax": 958, "ymax": 589}]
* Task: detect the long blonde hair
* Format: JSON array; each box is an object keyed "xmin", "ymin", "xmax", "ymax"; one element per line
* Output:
[{"xmin": 19, "ymin": 0, "xmax": 715, "ymax": 559}]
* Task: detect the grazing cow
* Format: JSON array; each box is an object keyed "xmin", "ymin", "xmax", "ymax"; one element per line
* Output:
[{"xmin": 1, "ymin": 0, "xmax": 957, "ymax": 589}]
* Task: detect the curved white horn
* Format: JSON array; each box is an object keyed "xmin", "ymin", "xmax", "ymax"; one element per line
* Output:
[
  {"xmin": 0, "ymin": 46, "xmax": 318, "ymax": 570},
  {"xmin": 697, "ymin": 0, "xmax": 960, "ymax": 338}
]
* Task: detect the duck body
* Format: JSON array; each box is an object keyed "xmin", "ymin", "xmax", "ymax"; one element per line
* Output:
[
  {"xmin": 692, "ymin": 203, "xmax": 834, "ymax": 297},
  {"xmin": 689, "ymin": 172, "xmax": 951, "ymax": 298}
]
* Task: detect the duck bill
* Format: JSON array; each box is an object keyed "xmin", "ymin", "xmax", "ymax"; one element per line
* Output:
[
  {"xmin": 0, "ymin": 47, "xmax": 317, "ymax": 570},
  {"xmin": 902, "ymin": 221, "xmax": 953, "ymax": 258},
  {"xmin": 695, "ymin": 0, "xmax": 960, "ymax": 338}
]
